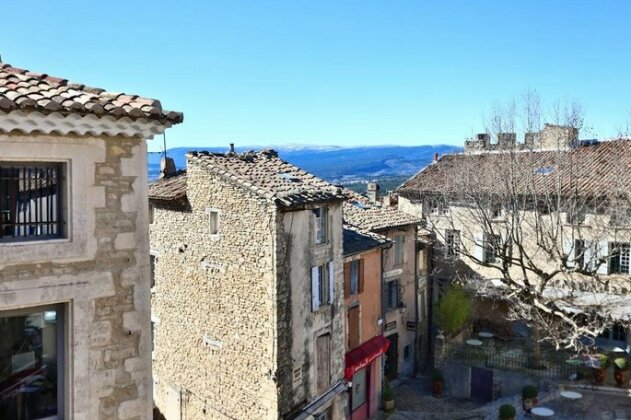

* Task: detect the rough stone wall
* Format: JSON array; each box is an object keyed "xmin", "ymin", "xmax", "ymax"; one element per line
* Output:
[
  {"xmin": 0, "ymin": 133, "xmax": 152, "ymax": 419},
  {"xmin": 150, "ymin": 163, "xmax": 279, "ymax": 420},
  {"xmin": 277, "ymin": 202, "xmax": 346, "ymax": 419}
]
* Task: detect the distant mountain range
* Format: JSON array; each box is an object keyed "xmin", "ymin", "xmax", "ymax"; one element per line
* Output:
[{"xmin": 148, "ymin": 144, "xmax": 462, "ymax": 185}]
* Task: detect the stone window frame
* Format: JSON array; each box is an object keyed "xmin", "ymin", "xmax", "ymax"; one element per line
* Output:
[
  {"xmin": 205, "ymin": 207, "xmax": 221, "ymax": 240},
  {"xmin": 149, "ymin": 251, "xmax": 158, "ymax": 290},
  {"xmin": 0, "ymin": 159, "xmax": 69, "ymax": 244},
  {"xmin": 148, "ymin": 202, "xmax": 155, "ymax": 225}
]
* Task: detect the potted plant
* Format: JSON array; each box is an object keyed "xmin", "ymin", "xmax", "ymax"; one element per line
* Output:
[
  {"xmin": 383, "ymin": 382, "xmax": 394, "ymax": 412},
  {"xmin": 592, "ymin": 353, "xmax": 609, "ymax": 385},
  {"xmin": 431, "ymin": 369, "xmax": 444, "ymax": 397},
  {"xmin": 614, "ymin": 356, "xmax": 629, "ymax": 387},
  {"xmin": 521, "ymin": 384, "xmax": 538, "ymax": 413},
  {"xmin": 499, "ymin": 404, "xmax": 516, "ymax": 420}
]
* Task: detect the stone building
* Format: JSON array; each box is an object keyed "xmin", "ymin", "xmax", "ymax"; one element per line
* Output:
[
  {"xmin": 148, "ymin": 150, "xmax": 348, "ymax": 420},
  {"xmin": 0, "ymin": 62, "xmax": 181, "ymax": 419},
  {"xmin": 342, "ymin": 225, "xmax": 391, "ymax": 419},
  {"xmin": 343, "ymin": 190, "xmax": 423, "ymax": 380},
  {"xmin": 397, "ymin": 133, "xmax": 631, "ymax": 349}
]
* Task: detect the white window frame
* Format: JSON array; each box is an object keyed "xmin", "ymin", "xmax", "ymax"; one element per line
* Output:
[
  {"xmin": 205, "ymin": 207, "xmax": 221, "ymax": 238},
  {"xmin": 312, "ymin": 262, "xmax": 335, "ymax": 311}
]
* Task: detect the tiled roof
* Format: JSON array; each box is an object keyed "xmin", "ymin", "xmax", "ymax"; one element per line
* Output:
[
  {"xmin": 151, "ymin": 150, "xmax": 346, "ymax": 208},
  {"xmin": 148, "ymin": 171, "xmax": 187, "ymax": 202},
  {"xmin": 343, "ymin": 224, "xmax": 390, "ymax": 257},
  {"xmin": 397, "ymin": 139, "xmax": 631, "ymax": 199},
  {"xmin": 343, "ymin": 189, "xmax": 422, "ymax": 232},
  {"xmin": 0, "ymin": 63, "xmax": 183, "ymax": 124}
]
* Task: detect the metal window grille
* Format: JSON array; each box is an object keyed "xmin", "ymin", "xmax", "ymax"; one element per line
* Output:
[
  {"xmin": 445, "ymin": 229, "xmax": 460, "ymax": 258},
  {"xmin": 0, "ymin": 162, "xmax": 64, "ymax": 242}
]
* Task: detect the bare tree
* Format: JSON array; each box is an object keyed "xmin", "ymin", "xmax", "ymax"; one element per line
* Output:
[{"xmin": 415, "ymin": 93, "xmax": 631, "ymax": 355}]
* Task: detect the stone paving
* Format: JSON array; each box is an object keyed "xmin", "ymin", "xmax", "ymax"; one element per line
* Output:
[{"xmin": 377, "ymin": 376, "xmax": 631, "ymax": 420}]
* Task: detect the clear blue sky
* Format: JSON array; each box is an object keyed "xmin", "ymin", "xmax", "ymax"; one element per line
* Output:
[{"xmin": 2, "ymin": 1, "xmax": 631, "ymax": 152}]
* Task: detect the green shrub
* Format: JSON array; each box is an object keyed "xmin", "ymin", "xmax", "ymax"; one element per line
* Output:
[
  {"xmin": 435, "ymin": 285, "xmax": 471, "ymax": 335},
  {"xmin": 383, "ymin": 383, "xmax": 394, "ymax": 401},
  {"xmin": 499, "ymin": 404, "xmax": 516, "ymax": 418},
  {"xmin": 614, "ymin": 357, "xmax": 628, "ymax": 370},
  {"xmin": 521, "ymin": 384, "xmax": 538, "ymax": 399},
  {"xmin": 596, "ymin": 353, "xmax": 610, "ymax": 369}
]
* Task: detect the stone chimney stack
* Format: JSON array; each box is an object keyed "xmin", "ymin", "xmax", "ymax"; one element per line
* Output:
[
  {"xmin": 229, "ymin": 143, "xmax": 235, "ymax": 154},
  {"xmin": 160, "ymin": 156, "xmax": 177, "ymax": 178},
  {"xmin": 497, "ymin": 132, "xmax": 516, "ymax": 149},
  {"xmin": 464, "ymin": 133, "xmax": 491, "ymax": 152},
  {"xmin": 367, "ymin": 182, "xmax": 380, "ymax": 202},
  {"xmin": 540, "ymin": 124, "xmax": 578, "ymax": 150}
]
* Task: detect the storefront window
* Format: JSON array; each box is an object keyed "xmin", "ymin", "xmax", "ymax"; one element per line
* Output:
[
  {"xmin": 351, "ymin": 368, "xmax": 367, "ymax": 411},
  {"xmin": 0, "ymin": 306, "xmax": 63, "ymax": 419}
]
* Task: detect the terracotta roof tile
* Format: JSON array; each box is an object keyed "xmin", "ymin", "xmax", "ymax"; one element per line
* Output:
[
  {"xmin": 150, "ymin": 150, "xmax": 346, "ymax": 208},
  {"xmin": 397, "ymin": 139, "xmax": 631, "ymax": 199},
  {"xmin": 343, "ymin": 189, "xmax": 422, "ymax": 232},
  {"xmin": 0, "ymin": 62, "xmax": 182, "ymax": 124},
  {"xmin": 148, "ymin": 172, "xmax": 187, "ymax": 202}
]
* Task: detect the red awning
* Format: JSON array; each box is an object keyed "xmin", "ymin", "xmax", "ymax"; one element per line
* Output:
[{"xmin": 344, "ymin": 335, "xmax": 390, "ymax": 380}]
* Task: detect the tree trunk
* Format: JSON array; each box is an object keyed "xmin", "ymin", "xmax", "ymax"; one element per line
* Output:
[{"xmin": 531, "ymin": 326, "xmax": 542, "ymax": 369}]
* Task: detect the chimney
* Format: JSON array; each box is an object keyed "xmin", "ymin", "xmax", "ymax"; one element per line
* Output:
[
  {"xmin": 540, "ymin": 124, "xmax": 578, "ymax": 150},
  {"xmin": 367, "ymin": 182, "xmax": 380, "ymax": 202},
  {"xmin": 497, "ymin": 132, "xmax": 516, "ymax": 149},
  {"xmin": 160, "ymin": 156, "xmax": 177, "ymax": 178},
  {"xmin": 433, "ymin": 152, "xmax": 439, "ymax": 162},
  {"xmin": 229, "ymin": 143, "xmax": 235, "ymax": 154},
  {"xmin": 464, "ymin": 133, "xmax": 490, "ymax": 152}
]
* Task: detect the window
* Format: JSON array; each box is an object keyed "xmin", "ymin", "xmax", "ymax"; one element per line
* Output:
[
  {"xmin": 393, "ymin": 234, "xmax": 405, "ymax": 265},
  {"xmin": 316, "ymin": 334, "xmax": 331, "ymax": 394},
  {"xmin": 0, "ymin": 305, "xmax": 64, "ymax": 419},
  {"xmin": 0, "ymin": 162, "xmax": 65, "ymax": 242},
  {"xmin": 149, "ymin": 202, "xmax": 155, "ymax": 225},
  {"xmin": 567, "ymin": 207, "xmax": 586, "ymax": 225},
  {"xmin": 445, "ymin": 230, "xmax": 460, "ymax": 258},
  {"xmin": 490, "ymin": 203, "xmax": 503, "ymax": 219},
  {"xmin": 313, "ymin": 207, "xmax": 328, "ymax": 245},
  {"xmin": 150, "ymin": 254, "xmax": 156, "ymax": 288},
  {"xmin": 610, "ymin": 208, "xmax": 631, "ymax": 227},
  {"xmin": 151, "ymin": 321, "xmax": 156, "ymax": 356},
  {"xmin": 609, "ymin": 242, "xmax": 630, "ymax": 274},
  {"xmin": 349, "ymin": 260, "xmax": 361, "ymax": 295},
  {"xmin": 428, "ymin": 199, "xmax": 448, "ymax": 216},
  {"xmin": 385, "ymin": 280, "xmax": 400, "ymax": 312},
  {"xmin": 351, "ymin": 368, "xmax": 367, "ymax": 411},
  {"xmin": 312, "ymin": 263, "xmax": 334, "ymax": 311},
  {"xmin": 483, "ymin": 233, "xmax": 501, "ymax": 264},
  {"xmin": 206, "ymin": 208, "xmax": 220, "ymax": 236}
]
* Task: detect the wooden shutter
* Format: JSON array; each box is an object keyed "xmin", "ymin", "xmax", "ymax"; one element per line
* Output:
[
  {"xmin": 348, "ymin": 306, "xmax": 360, "ymax": 349},
  {"xmin": 344, "ymin": 262, "xmax": 351, "ymax": 298},
  {"xmin": 328, "ymin": 262, "xmax": 335, "ymax": 304},
  {"xmin": 311, "ymin": 266, "xmax": 320, "ymax": 311},
  {"xmin": 597, "ymin": 241, "xmax": 609, "ymax": 275},
  {"xmin": 316, "ymin": 334, "xmax": 331, "ymax": 394},
  {"xmin": 474, "ymin": 232, "xmax": 484, "ymax": 262},
  {"xmin": 563, "ymin": 237, "xmax": 575, "ymax": 268},
  {"xmin": 358, "ymin": 259, "xmax": 365, "ymax": 293}
]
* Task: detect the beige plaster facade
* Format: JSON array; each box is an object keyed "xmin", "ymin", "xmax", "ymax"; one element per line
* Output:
[
  {"xmin": 0, "ymin": 132, "xmax": 154, "ymax": 419},
  {"xmin": 150, "ymin": 161, "xmax": 347, "ymax": 420}
]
